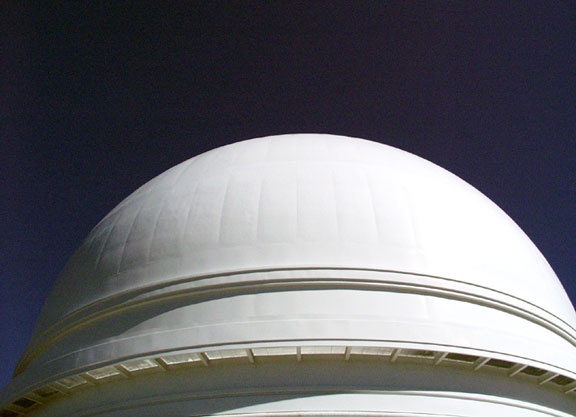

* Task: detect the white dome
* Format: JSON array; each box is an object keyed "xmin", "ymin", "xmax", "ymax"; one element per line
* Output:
[
  {"xmin": 4, "ymin": 134, "xmax": 576, "ymax": 417},
  {"xmin": 36, "ymin": 134, "xmax": 576, "ymax": 324}
]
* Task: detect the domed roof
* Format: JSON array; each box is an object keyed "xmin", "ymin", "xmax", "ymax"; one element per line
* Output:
[
  {"xmin": 12, "ymin": 134, "xmax": 576, "ymax": 393},
  {"xmin": 38, "ymin": 134, "xmax": 574, "ymax": 327}
]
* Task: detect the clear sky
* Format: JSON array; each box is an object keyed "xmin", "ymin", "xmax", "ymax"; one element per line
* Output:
[{"xmin": 1, "ymin": 1, "xmax": 574, "ymax": 389}]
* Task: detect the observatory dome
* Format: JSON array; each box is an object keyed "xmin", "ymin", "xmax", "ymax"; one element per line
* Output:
[{"xmin": 2, "ymin": 134, "xmax": 576, "ymax": 417}]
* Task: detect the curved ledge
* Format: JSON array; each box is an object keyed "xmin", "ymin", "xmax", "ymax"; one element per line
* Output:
[
  {"xmin": 3, "ymin": 344, "xmax": 576, "ymax": 417},
  {"xmin": 15, "ymin": 269, "xmax": 576, "ymax": 376}
]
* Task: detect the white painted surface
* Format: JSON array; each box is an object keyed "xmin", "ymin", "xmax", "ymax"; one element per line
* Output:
[
  {"xmin": 3, "ymin": 134, "xmax": 575, "ymax": 417},
  {"xmin": 37, "ymin": 134, "xmax": 574, "ymax": 329}
]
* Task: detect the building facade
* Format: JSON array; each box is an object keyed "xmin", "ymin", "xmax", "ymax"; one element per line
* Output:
[{"xmin": 2, "ymin": 134, "xmax": 575, "ymax": 417}]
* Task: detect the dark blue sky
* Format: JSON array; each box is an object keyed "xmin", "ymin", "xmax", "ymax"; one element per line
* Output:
[{"xmin": 1, "ymin": 2, "xmax": 575, "ymax": 389}]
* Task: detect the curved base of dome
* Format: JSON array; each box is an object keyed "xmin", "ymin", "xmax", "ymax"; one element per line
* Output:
[
  {"xmin": 17, "ymin": 358, "xmax": 576, "ymax": 417},
  {"xmin": 7, "ymin": 272, "xmax": 576, "ymax": 417},
  {"xmin": 17, "ymin": 271, "xmax": 576, "ymax": 382}
]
